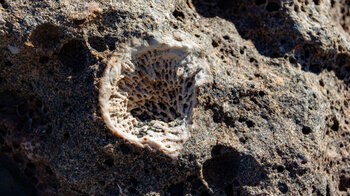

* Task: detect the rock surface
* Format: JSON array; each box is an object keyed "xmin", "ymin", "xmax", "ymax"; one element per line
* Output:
[{"xmin": 0, "ymin": 0, "xmax": 349, "ymax": 195}]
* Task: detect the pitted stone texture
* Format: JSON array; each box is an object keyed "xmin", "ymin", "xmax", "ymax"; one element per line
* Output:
[{"xmin": 1, "ymin": 0, "xmax": 350, "ymax": 195}]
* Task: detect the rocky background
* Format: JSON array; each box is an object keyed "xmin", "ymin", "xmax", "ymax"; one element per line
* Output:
[{"xmin": 0, "ymin": 0, "xmax": 349, "ymax": 195}]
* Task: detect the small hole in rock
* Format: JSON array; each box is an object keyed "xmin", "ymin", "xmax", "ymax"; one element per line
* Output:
[
  {"xmin": 278, "ymin": 183, "xmax": 288, "ymax": 194},
  {"xmin": 289, "ymin": 57, "xmax": 296, "ymax": 64},
  {"xmin": 276, "ymin": 165, "xmax": 284, "ymax": 173},
  {"xmin": 259, "ymin": 91, "xmax": 266, "ymax": 96},
  {"xmin": 239, "ymin": 137, "xmax": 246, "ymax": 144},
  {"xmin": 223, "ymin": 35, "xmax": 230, "ymax": 40},
  {"xmin": 246, "ymin": 120, "xmax": 254, "ymax": 128},
  {"xmin": 313, "ymin": 0, "xmax": 320, "ymax": 5},
  {"xmin": 212, "ymin": 39, "xmax": 219, "ymax": 47},
  {"xmin": 186, "ymin": 175, "xmax": 196, "ymax": 182},
  {"xmin": 73, "ymin": 19, "xmax": 86, "ymax": 26},
  {"xmin": 319, "ymin": 79, "xmax": 324, "ymax": 87},
  {"xmin": 63, "ymin": 132, "xmax": 70, "ymax": 139},
  {"xmin": 331, "ymin": 116, "xmax": 340, "ymax": 131},
  {"xmin": 173, "ymin": 9, "xmax": 185, "ymax": 20},
  {"xmin": 0, "ymin": 0, "xmax": 8, "ymax": 8},
  {"xmin": 58, "ymin": 39, "xmax": 90, "ymax": 74},
  {"xmin": 88, "ymin": 36, "xmax": 107, "ymax": 52},
  {"xmin": 339, "ymin": 175, "xmax": 350, "ymax": 191},
  {"xmin": 104, "ymin": 158, "xmax": 114, "ymax": 167},
  {"xmin": 46, "ymin": 166, "xmax": 53, "ymax": 175},
  {"xmin": 302, "ymin": 126, "xmax": 312, "ymax": 135},
  {"xmin": 240, "ymin": 48, "xmax": 244, "ymax": 54},
  {"xmin": 105, "ymin": 35, "xmax": 117, "ymax": 51},
  {"xmin": 160, "ymin": 112, "xmax": 167, "ymax": 118},
  {"xmin": 4, "ymin": 61, "xmax": 13, "ymax": 67},
  {"xmin": 158, "ymin": 102, "xmax": 166, "ymax": 110},
  {"xmin": 39, "ymin": 56, "xmax": 50, "ymax": 64}
]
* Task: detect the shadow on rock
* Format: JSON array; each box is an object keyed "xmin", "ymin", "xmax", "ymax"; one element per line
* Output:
[
  {"xmin": 192, "ymin": 0, "xmax": 303, "ymax": 58},
  {"xmin": 202, "ymin": 145, "xmax": 267, "ymax": 195},
  {"xmin": 0, "ymin": 155, "xmax": 37, "ymax": 196},
  {"xmin": 193, "ymin": 0, "xmax": 350, "ymax": 86}
]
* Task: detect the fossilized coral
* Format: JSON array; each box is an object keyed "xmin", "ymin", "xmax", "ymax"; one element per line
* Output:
[{"xmin": 99, "ymin": 34, "xmax": 212, "ymax": 158}]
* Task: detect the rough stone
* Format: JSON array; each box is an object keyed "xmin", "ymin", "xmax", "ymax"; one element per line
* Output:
[{"xmin": 0, "ymin": 0, "xmax": 349, "ymax": 195}]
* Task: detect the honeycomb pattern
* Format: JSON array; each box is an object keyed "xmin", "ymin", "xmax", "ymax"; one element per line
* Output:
[{"xmin": 99, "ymin": 34, "xmax": 211, "ymax": 158}]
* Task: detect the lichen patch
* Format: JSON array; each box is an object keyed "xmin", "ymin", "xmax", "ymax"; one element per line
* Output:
[{"xmin": 99, "ymin": 34, "xmax": 212, "ymax": 158}]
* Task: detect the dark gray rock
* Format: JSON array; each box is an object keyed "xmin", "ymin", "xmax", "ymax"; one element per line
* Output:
[{"xmin": 0, "ymin": 0, "xmax": 349, "ymax": 195}]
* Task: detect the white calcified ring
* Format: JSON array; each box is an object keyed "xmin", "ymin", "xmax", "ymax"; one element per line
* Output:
[{"xmin": 99, "ymin": 33, "xmax": 212, "ymax": 159}]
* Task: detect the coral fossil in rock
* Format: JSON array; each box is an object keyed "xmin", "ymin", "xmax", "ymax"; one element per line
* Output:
[{"xmin": 99, "ymin": 35, "xmax": 211, "ymax": 158}]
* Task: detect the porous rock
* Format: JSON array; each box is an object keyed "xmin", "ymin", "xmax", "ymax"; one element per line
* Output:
[{"xmin": 0, "ymin": 0, "xmax": 349, "ymax": 195}]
